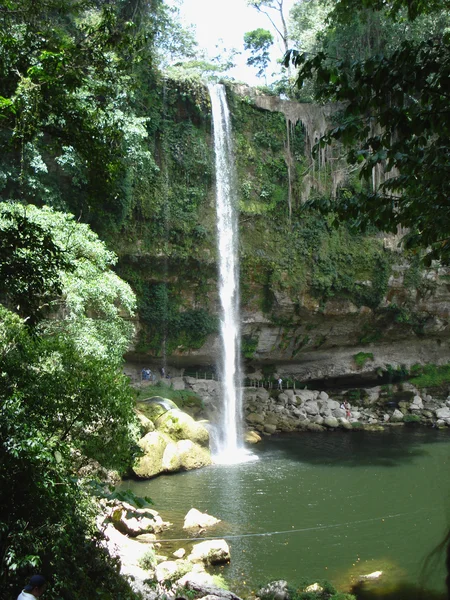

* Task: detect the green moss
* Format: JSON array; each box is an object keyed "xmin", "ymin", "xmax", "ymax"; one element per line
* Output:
[
  {"xmin": 242, "ymin": 334, "xmax": 259, "ymax": 359},
  {"xmin": 403, "ymin": 414, "xmax": 420, "ymax": 423},
  {"xmin": 409, "ymin": 363, "xmax": 450, "ymax": 388},
  {"xmin": 353, "ymin": 352, "xmax": 374, "ymax": 368},
  {"xmin": 135, "ymin": 382, "xmax": 204, "ymax": 411}
]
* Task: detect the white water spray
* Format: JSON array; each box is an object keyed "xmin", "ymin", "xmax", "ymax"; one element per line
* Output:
[{"xmin": 209, "ymin": 84, "xmax": 254, "ymax": 464}]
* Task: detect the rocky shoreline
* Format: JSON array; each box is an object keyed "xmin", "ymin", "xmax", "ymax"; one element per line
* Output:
[
  {"xmin": 144, "ymin": 376, "xmax": 450, "ymax": 435},
  {"xmin": 100, "ymin": 502, "xmax": 360, "ymax": 600},
  {"xmin": 130, "ymin": 375, "xmax": 450, "ymax": 480}
]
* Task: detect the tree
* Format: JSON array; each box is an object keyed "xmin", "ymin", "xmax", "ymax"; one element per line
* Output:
[
  {"xmin": 244, "ymin": 28, "xmax": 274, "ymax": 79},
  {"xmin": 0, "ymin": 204, "xmax": 139, "ymax": 598},
  {"xmin": 247, "ymin": 0, "xmax": 290, "ymax": 57},
  {"xmin": 286, "ymin": 0, "xmax": 450, "ymax": 263},
  {"xmin": 0, "ymin": 0, "xmax": 157, "ymax": 234}
]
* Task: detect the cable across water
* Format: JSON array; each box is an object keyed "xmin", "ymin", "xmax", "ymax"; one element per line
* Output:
[{"xmin": 148, "ymin": 508, "xmax": 434, "ymax": 544}]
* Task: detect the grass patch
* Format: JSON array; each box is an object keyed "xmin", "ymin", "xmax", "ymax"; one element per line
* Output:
[{"xmin": 409, "ymin": 363, "xmax": 450, "ymax": 388}]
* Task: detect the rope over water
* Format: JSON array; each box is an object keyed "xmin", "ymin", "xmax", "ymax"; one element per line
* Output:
[{"xmin": 150, "ymin": 508, "xmax": 434, "ymax": 544}]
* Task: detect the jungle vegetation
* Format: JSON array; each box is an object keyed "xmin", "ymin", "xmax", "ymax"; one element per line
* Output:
[{"xmin": 2, "ymin": 0, "xmax": 450, "ymax": 597}]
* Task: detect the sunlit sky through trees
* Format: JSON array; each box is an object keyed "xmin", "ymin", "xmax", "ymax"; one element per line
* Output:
[{"xmin": 168, "ymin": 0, "xmax": 296, "ymax": 84}]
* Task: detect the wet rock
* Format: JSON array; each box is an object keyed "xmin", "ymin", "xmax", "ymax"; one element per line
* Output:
[
  {"xmin": 183, "ymin": 508, "xmax": 221, "ymax": 530},
  {"xmin": 245, "ymin": 430, "xmax": 262, "ymax": 443},
  {"xmin": 187, "ymin": 539, "xmax": 230, "ymax": 565},
  {"xmin": 258, "ymin": 580, "xmax": 290, "ymax": 600}
]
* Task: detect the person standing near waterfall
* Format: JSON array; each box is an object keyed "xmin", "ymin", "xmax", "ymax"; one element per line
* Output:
[{"xmin": 278, "ymin": 377, "xmax": 283, "ymax": 390}]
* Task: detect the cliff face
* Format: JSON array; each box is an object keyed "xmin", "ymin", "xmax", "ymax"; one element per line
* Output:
[{"xmin": 118, "ymin": 80, "xmax": 450, "ymax": 382}]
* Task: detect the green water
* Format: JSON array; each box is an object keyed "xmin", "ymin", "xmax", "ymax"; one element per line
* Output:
[{"xmin": 122, "ymin": 428, "xmax": 450, "ymax": 596}]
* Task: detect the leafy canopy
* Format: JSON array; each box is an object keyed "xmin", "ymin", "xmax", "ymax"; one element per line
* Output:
[
  {"xmin": 244, "ymin": 28, "xmax": 274, "ymax": 78},
  {"xmin": 0, "ymin": 204, "xmax": 139, "ymax": 598},
  {"xmin": 286, "ymin": 0, "xmax": 450, "ymax": 263}
]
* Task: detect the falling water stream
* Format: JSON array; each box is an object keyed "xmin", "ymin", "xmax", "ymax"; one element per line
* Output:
[{"xmin": 209, "ymin": 83, "xmax": 253, "ymax": 463}]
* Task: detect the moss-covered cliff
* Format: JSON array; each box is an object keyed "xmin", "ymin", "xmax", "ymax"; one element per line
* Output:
[{"xmin": 113, "ymin": 78, "xmax": 450, "ymax": 380}]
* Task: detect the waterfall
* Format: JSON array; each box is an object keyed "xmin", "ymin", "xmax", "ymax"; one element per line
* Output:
[{"xmin": 209, "ymin": 83, "xmax": 252, "ymax": 463}]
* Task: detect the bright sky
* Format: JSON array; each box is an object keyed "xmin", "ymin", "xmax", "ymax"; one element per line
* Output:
[{"xmin": 169, "ymin": 0, "xmax": 296, "ymax": 85}]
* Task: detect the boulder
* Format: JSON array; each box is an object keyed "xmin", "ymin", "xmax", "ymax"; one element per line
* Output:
[
  {"xmin": 391, "ymin": 409, "xmax": 404, "ymax": 422},
  {"xmin": 304, "ymin": 401, "xmax": 319, "ymax": 415},
  {"xmin": 264, "ymin": 423, "xmax": 277, "ymax": 434},
  {"xmin": 258, "ymin": 580, "xmax": 290, "ymax": 600},
  {"xmin": 173, "ymin": 548, "xmax": 186, "ymax": 558},
  {"xmin": 304, "ymin": 583, "xmax": 323, "ymax": 593},
  {"xmin": 177, "ymin": 440, "xmax": 212, "ymax": 471},
  {"xmin": 178, "ymin": 573, "xmax": 242, "ymax": 600},
  {"xmin": 410, "ymin": 395, "xmax": 424, "ymax": 410},
  {"xmin": 306, "ymin": 423, "xmax": 324, "ymax": 432},
  {"xmin": 187, "ymin": 539, "xmax": 230, "ymax": 565},
  {"xmin": 161, "ymin": 442, "xmax": 182, "ymax": 472},
  {"xmin": 155, "ymin": 559, "xmax": 191, "ymax": 583},
  {"xmin": 157, "ymin": 409, "xmax": 210, "ymax": 446},
  {"xmin": 324, "ymin": 416, "xmax": 339, "ymax": 428},
  {"xmin": 245, "ymin": 430, "xmax": 262, "ymax": 444},
  {"xmin": 332, "ymin": 408, "xmax": 346, "ymax": 418},
  {"xmin": 170, "ymin": 377, "xmax": 186, "ymax": 391},
  {"xmin": 134, "ymin": 409, "xmax": 155, "ymax": 434},
  {"xmin": 183, "ymin": 508, "xmax": 221, "ymax": 530},
  {"xmin": 133, "ymin": 431, "xmax": 171, "ymax": 478},
  {"xmin": 110, "ymin": 504, "xmax": 170, "ymax": 537},
  {"xmin": 246, "ymin": 412, "xmax": 265, "ymax": 425},
  {"xmin": 436, "ymin": 407, "xmax": 450, "ymax": 419},
  {"xmin": 295, "ymin": 390, "xmax": 316, "ymax": 402}
]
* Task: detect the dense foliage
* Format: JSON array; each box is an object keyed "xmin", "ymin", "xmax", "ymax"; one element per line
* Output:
[
  {"xmin": 0, "ymin": 0, "xmax": 162, "ymax": 234},
  {"xmin": 0, "ymin": 204, "xmax": 139, "ymax": 599},
  {"xmin": 286, "ymin": 0, "xmax": 450, "ymax": 263}
]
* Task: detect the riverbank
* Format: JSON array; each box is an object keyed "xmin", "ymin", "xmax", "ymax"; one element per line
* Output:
[{"xmin": 130, "ymin": 373, "xmax": 450, "ymax": 435}]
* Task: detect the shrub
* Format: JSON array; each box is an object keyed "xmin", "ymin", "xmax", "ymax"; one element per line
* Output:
[
  {"xmin": 403, "ymin": 414, "xmax": 421, "ymax": 423},
  {"xmin": 353, "ymin": 352, "xmax": 374, "ymax": 368},
  {"xmin": 138, "ymin": 548, "xmax": 157, "ymax": 570}
]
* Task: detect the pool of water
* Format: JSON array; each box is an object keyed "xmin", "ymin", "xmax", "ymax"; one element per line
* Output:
[{"xmin": 121, "ymin": 428, "xmax": 450, "ymax": 596}]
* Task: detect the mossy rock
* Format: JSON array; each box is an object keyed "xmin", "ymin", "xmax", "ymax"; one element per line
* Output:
[
  {"xmin": 136, "ymin": 396, "xmax": 179, "ymax": 421},
  {"xmin": 176, "ymin": 439, "xmax": 212, "ymax": 470},
  {"xmin": 157, "ymin": 409, "xmax": 210, "ymax": 446},
  {"xmin": 133, "ymin": 431, "xmax": 172, "ymax": 478}
]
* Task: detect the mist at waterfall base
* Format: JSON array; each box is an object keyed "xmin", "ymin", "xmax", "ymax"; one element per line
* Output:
[
  {"xmin": 122, "ymin": 428, "xmax": 450, "ymax": 597},
  {"xmin": 208, "ymin": 83, "xmax": 256, "ymax": 465}
]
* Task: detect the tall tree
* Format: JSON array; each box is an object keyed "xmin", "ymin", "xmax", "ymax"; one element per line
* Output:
[
  {"xmin": 247, "ymin": 0, "xmax": 291, "ymax": 74},
  {"xmin": 244, "ymin": 28, "xmax": 274, "ymax": 79}
]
